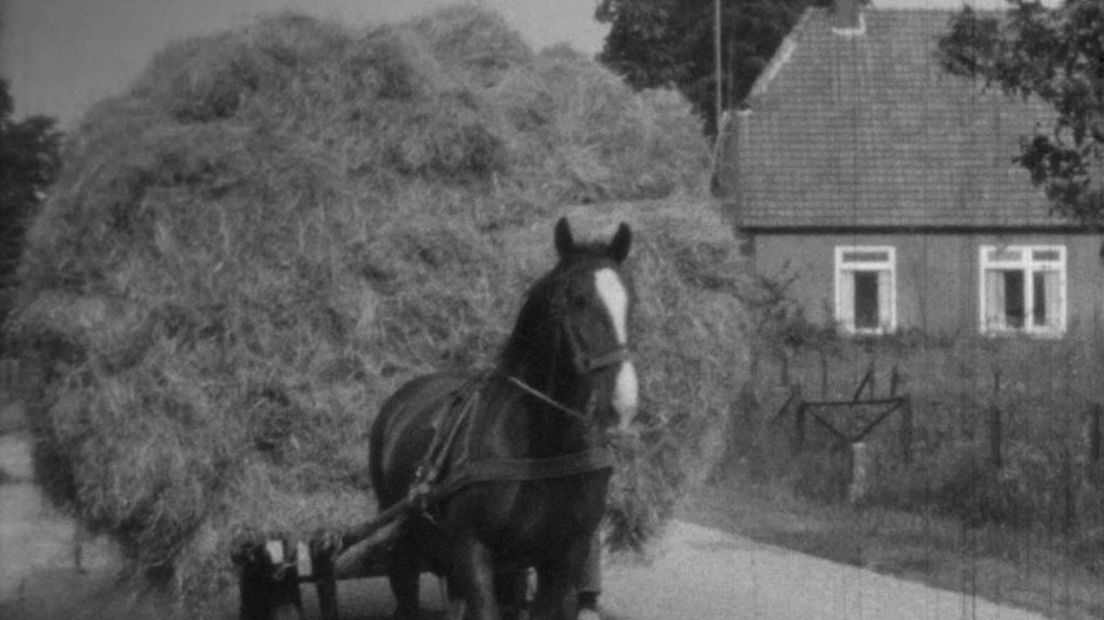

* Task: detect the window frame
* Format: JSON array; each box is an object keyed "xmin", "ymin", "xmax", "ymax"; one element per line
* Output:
[
  {"xmin": 977, "ymin": 244, "xmax": 1067, "ymax": 337},
  {"xmin": 834, "ymin": 245, "xmax": 897, "ymax": 335}
]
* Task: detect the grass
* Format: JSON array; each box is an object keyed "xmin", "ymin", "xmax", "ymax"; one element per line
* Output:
[
  {"xmin": 682, "ymin": 472, "xmax": 1104, "ymax": 620},
  {"xmin": 700, "ymin": 323, "xmax": 1104, "ymax": 619}
]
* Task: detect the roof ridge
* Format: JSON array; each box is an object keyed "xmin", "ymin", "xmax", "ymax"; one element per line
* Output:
[{"xmin": 746, "ymin": 7, "xmax": 817, "ymax": 104}]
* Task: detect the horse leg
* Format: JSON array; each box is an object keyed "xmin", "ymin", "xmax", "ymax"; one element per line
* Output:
[
  {"xmin": 495, "ymin": 568, "xmax": 530, "ymax": 620},
  {"xmin": 386, "ymin": 538, "xmax": 422, "ymax": 620},
  {"xmin": 445, "ymin": 576, "xmax": 466, "ymax": 620},
  {"xmin": 531, "ymin": 539, "xmax": 590, "ymax": 620},
  {"xmin": 450, "ymin": 536, "xmax": 500, "ymax": 620}
]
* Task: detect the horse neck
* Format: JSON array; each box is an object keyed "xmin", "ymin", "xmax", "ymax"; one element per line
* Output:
[{"xmin": 495, "ymin": 345, "xmax": 593, "ymax": 458}]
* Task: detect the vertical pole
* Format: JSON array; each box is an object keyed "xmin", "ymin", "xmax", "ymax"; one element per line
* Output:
[
  {"xmin": 715, "ymin": 0, "xmax": 723, "ymax": 133},
  {"xmin": 312, "ymin": 541, "xmax": 339, "ymax": 620},
  {"xmin": 988, "ymin": 405, "xmax": 1002, "ymax": 469},
  {"xmin": 848, "ymin": 442, "xmax": 871, "ymax": 504},
  {"xmin": 901, "ymin": 395, "xmax": 913, "ymax": 464},
  {"xmin": 1062, "ymin": 450, "xmax": 1075, "ymax": 534},
  {"xmin": 819, "ymin": 349, "xmax": 829, "ymax": 399},
  {"xmin": 794, "ymin": 387, "xmax": 806, "ymax": 454},
  {"xmin": 990, "ymin": 368, "xmax": 1002, "ymax": 468},
  {"xmin": 1088, "ymin": 402, "xmax": 1102, "ymax": 465}
]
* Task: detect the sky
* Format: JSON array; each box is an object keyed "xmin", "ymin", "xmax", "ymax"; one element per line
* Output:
[{"xmin": 1, "ymin": 0, "xmax": 1021, "ymax": 128}]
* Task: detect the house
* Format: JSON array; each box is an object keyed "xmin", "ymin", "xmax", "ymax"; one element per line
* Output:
[{"xmin": 716, "ymin": 0, "xmax": 1104, "ymax": 338}]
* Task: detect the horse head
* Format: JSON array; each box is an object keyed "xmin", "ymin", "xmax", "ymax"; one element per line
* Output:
[{"xmin": 501, "ymin": 217, "xmax": 640, "ymax": 443}]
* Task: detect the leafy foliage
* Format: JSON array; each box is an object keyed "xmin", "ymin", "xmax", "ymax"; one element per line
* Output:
[
  {"xmin": 938, "ymin": 1, "xmax": 1104, "ymax": 225},
  {"xmin": 0, "ymin": 78, "xmax": 62, "ymax": 316},
  {"xmin": 595, "ymin": 0, "xmax": 833, "ymax": 134}
]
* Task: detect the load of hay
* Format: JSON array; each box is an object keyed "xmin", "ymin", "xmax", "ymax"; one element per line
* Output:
[{"xmin": 4, "ymin": 6, "xmax": 743, "ymax": 612}]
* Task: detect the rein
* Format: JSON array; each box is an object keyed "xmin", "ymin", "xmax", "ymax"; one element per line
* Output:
[
  {"xmin": 506, "ymin": 375, "xmax": 591, "ymax": 422},
  {"xmin": 507, "ymin": 343, "xmax": 631, "ymax": 422}
]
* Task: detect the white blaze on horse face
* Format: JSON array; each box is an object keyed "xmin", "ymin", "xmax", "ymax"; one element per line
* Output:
[
  {"xmin": 594, "ymin": 268, "xmax": 627, "ymax": 345},
  {"xmin": 595, "ymin": 268, "xmax": 638, "ymax": 427},
  {"xmin": 613, "ymin": 361, "xmax": 639, "ymax": 430}
]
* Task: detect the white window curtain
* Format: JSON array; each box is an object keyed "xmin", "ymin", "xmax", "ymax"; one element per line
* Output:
[
  {"xmin": 984, "ymin": 269, "xmax": 1006, "ymax": 330},
  {"xmin": 979, "ymin": 245, "xmax": 1066, "ymax": 335},
  {"xmin": 838, "ymin": 271, "xmax": 855, "ymax": 330},
  {"xmin": 876, "ymin": 269, "xmax": 891, "ymax": 331},
  {"xmin": 836, "ymin": 246, "xmax": 895, "ymax": 335},
  {"xmin": 1037, "ymin": 269, "xmax": 1061, "ymax": 329}
]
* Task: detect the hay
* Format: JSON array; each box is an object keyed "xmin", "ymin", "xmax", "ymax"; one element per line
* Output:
[{"xmin": 6, "ymin": 5, "xmax": 727, "ymax": 612}]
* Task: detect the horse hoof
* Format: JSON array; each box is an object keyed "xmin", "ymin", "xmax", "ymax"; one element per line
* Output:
[{"xmin": 577, "ymin": 608, "xmax": 601, "ymax": 620}]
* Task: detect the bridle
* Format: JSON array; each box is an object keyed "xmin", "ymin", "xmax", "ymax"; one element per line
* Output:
[
  {"xmin": 575, "ymin": 344, "xmax": 632, "ymax": 374},
  {"xmin": 508, "ymin": 342, "xmax": 632, "ymax": 422},
  {"xmin": 506, "ymin": 262, "xmax": 634, "ymax": 421}
]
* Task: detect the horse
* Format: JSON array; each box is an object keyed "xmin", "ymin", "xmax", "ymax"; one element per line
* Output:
[{"xmin": 368, "ymin": 217, "xmax": 639, "ymax": 620}]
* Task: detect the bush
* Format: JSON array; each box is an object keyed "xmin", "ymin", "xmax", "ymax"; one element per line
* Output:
[{"xmin": 735, "ymin": 331, "xmax": 1104, "ymax": 547}]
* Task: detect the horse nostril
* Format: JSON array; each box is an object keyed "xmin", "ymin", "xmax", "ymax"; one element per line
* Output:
[{"xmin": 605, "ymin": 424, "xmax": 640, "ymax": 448}]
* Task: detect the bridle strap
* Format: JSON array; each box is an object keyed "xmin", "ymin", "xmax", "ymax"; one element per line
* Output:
[{"xmin": 579, "ymin": 345, "xmax": 631, "ymax": 373}]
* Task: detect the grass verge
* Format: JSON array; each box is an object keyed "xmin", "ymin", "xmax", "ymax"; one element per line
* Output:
[{"xmin": 682, "ymin": 472, "xmax": 1104, "ymax": 620}]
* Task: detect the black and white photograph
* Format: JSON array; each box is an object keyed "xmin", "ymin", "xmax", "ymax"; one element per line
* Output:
[{"xmin": 1, "ymin": 0, "xmax": 1101, "ymax": 618}]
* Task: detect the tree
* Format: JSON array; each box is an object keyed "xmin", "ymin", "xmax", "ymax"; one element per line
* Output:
[
  {"xmin": 595, "ymin": 0, "xmax": 832, "ymax": 135},
  {"xmin": 0, "ymin": 78, "xmax": 62, "ymax": 316},
  {"xmin": 938, "ymin": 0, "xmax": 1104, "ymax": 226}
]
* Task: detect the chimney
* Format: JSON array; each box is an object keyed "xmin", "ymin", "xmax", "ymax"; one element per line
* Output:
[{"xmin": 833, "ymin": 0, "xmax": 864, "ymax": 31}]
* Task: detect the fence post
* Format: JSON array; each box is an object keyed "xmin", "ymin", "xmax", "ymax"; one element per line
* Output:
[
  {"xmin": 793, "ymin": 385, "xmax": 806, "ymax": 454},
  {"xmin": 900, "ymin": 395, "xmax": 913, "ymax": 464},
  {"xmin": 819, "ymin": 349, "xmax": 828, "ymax": 399},
  {"xmin": 868, "ymin": 359, "xmax": 877, "ymax": 399},
  {"xmin": 848, "ymin": 442, "xmax": 871, "ymax": 504},
  {"xmin": 1088, "ymin": 403, "xmax": 1102, "ymax": 465},
  {"xmin": 1062, "ymin": 450, "xmax": 1075, "ymax": 534},
  {"xmin": 989, "ymin": 368, "xmax": 1002, "ymax": 469},
  {"xmin": 988, "ymin": 405, "xmax": 1002, "ymax": 469}
]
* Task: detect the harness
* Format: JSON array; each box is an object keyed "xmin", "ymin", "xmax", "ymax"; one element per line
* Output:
[
  {"xmin": 408, "ymin": 363, "xmax": 625, "ymax": 515},
  {"xmin": 338, "ymin": 346, "xmax": 632, "ymax": 556}
]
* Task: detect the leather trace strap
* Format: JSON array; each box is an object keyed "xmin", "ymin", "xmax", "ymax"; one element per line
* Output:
[{"xmin": 427, "ymin": 447, "xmax": 615, "ymax": 506}]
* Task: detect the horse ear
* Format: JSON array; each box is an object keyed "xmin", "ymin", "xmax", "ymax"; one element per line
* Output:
[
  {"xmin": 608, "ymin": 223, "xmax": 632, "ymax": 263},
  {"xmin": 554, "ymin": 217, "xmax": 574, "ymax": 259}
]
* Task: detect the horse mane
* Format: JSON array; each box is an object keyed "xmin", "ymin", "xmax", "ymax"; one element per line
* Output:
[{"xmin": 496, "ymin": 266, "xmax": 567, "ymax": 379}]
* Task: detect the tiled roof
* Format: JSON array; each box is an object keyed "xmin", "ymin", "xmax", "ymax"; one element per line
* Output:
[{"xmin": 725, "ymin": 8, "xmax": 1071, "ymax": 231}]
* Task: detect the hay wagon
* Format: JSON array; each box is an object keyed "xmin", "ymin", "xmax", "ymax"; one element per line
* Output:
[
  {"xmin": 233, "ymin": 500, "xmax": 534, "ymax": 620},
  {"xmin": 231, "ymin": 437, "xmax": 611, "ymax": 620}
]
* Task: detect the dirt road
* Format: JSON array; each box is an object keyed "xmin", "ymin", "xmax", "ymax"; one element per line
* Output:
[
  {"xmin": 1, "ymin": 429, "xmax": 1053, "ymax": 620},
  {"xmin": 602, "ymin": 520, "xmax": 1051, "ymax": 620}
]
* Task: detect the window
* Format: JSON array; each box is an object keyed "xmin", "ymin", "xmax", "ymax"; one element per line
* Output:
[
  {"xmin": 979, "ymin": 245, "xmax": 1066, "ymax": 336},
  {"xmin": 835, "ymin": 246, "xmax": 896, "ymax": 334}
]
